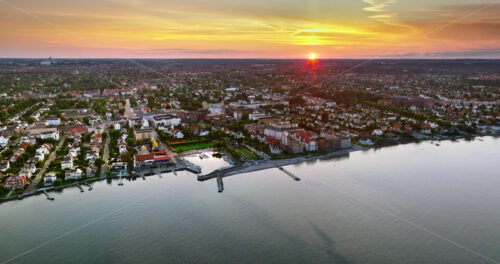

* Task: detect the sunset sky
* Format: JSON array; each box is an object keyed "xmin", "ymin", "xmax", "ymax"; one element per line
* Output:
[{"xmin": 0, "ymin": 0, "xmax": 499, "ymax": 58}]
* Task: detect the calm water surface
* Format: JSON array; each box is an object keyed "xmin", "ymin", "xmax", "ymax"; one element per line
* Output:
[{"xmin": 1, "ymin": 138, "xmax": 499, "ymax": 264}]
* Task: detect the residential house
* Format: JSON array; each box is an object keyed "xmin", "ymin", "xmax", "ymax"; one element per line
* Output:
[
  {"xmin": 43, "ymin": 172, "xmax": 57, "ymax": 186},
  {"xmin": 65, "ymin": 168, "xmax": 83, "ymax": 180},
  {"xmin": 4, "ymin": 175, "xmax": 27, "ymax": 189},
  {"xmin": 0, "ymin": 135, "xmax": 9, "ymax": 147},
  {"xmin": 61, "ymin": 155, "xmax": 74, "ymax": 170}
]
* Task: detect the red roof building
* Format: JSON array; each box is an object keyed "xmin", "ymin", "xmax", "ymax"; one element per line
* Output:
[{"xmin": 4, "ymin": 175, "xmax": 27, "ymax": 189}]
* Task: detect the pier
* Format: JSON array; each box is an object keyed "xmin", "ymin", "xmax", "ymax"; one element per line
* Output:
[
  {"xmin": 217, "ymin": 174, "xmax": 224, "ymax": 193},
  {"xmin": 277, "ymin": 166, "xmax": 300, "ymax": 181},
  {"xmin": 43, "ymin": 190, "xmax": 54, "ymax": 200},
  {"xmin": 75, "ymin": 183, "xmax": 84, "ymax": 192},
  {"xmin": 82, "ymin": 182, "xmax": 93, "ymax": 191}
]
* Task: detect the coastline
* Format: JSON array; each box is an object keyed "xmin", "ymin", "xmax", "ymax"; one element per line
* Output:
[{"xmin": 1, "ymin": 134, "xmax": 497, "ymax": 204}]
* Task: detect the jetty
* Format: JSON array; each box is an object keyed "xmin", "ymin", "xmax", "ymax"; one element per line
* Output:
[
  {"xmin": 82, "ymin": 182, "xmax": 93, "ymax": 191},
  {"xmin": 277, "ymin": 166, "xmax": 300, "ymax": 181},
  {"xmin": 75, "ymin": 183, "xmax": 84, "ymax": 192},
  {"xmin": 217, "ymin": 174, "xmax": 224, "ymax": 193},
  {"xmin": 43, "ymin": 190, "xmax": 54, "ymax": 200}
]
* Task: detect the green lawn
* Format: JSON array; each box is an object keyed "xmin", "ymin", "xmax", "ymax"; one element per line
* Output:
[
  {"xmin": 170, "ymin": 142, "xmax": 213, "ymax": 152},
  {"xmin": 235, "ymin": 147, "xmax": 259, "ymax": 160}
]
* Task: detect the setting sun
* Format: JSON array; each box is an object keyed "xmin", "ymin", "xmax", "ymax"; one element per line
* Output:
[{"xmin": 308, "ymin": 53, "xmax": 317, "ymax": 60}]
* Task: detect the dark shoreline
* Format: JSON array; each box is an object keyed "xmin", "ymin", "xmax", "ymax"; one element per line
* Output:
[{"xmin": 1, "ymin": 134, "xmax": 497, "ymax": 204}]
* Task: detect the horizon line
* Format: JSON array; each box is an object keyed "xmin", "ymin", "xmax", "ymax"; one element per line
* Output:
[{"xmin": 2, "ymin": 57, "xmax": 500, "ymax": 60}]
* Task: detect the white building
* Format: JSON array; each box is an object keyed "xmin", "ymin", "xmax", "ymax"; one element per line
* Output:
[
  {"xmin": 0, "ymin": 135, "xmax": 9, "ymax": 147},
  {"xmin": 153, "ymin": 115, "xmax": 181, "ymax": 128},
  {"xmin": 372, "ymin": 129, "xmax": 383, "ymax": 136},
  {"xmin": 61, "ymin": 155, "xmax": 74, "ymax": 170},
  {"xmin": 40, "ymin": 131, "xmax": 59, "ymax": 140},
  {"xmin": 44, "ymin": 172, "xmax": 57, "ymax": 185},
  {"xmin": 46, "ymin": 118, "xmax": 61, "ymax": 126},
  {"xmin": 65, "ymin": 168, "xmax": 83, "ymax": 180}
]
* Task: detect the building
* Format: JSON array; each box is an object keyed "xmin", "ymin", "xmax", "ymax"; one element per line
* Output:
[
  {"xmin": 134, "ymin": 128, "xmax": 154, "ymax": 140},
  {"xmin": 286, "ymin": 134, "xmax": 304, "ymax": 154},
  {"xmin": 61, "ymin": 155, "xmax": 74, "ymax": 170},
  {"xmin": 110, "ymin": 162, "xmax": 127, "ymax": 172},
  {"xmin": 44, "ymin": 172, "xmax": 57, "ymax": 186},
  {"xmin": 45, "ymin": 117, "xmax": 61, "ymax": 126},
  {"xmin": 0, "ymin": 160, "xmax": 10, "ymax": 172},
  {"xmin": 285, "ymin": 130, "xmax": 318, "ymax": 152},
  {"xmin": 65, "ymin": 168, "xmax": 83, "ymax": 180},
  {"xmin": 233, "ymin": 110, "xmax": 243, "ymax": 120},
  {"xmin": 134, "ymin": 149, "xmax": 170, "ymax": 168},
  {"xmin": 4, "ymin": 175, "xmax": 27, "ymax": 189},
  {"xmin": 40, "ymin": 131, "xmax": 60, "ymax": 140},
  {"xmin": 0, "ymin": 135, "xmax": 9, "ymax": 147},
  {"xmin": 262, "ymin": 119, "xmax": 298, "ymax": 141},
  {"xmin": 86, "ymin": 164, "xmax": 97, "ymax": 177},
  {"xmin": 153, "ymin": 114, "xmax": 181, "ymax": 128}
]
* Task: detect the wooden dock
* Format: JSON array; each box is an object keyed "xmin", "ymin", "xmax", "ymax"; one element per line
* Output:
[
  {"xmin": 277, "ymin": 166, "xmax": 301, "ymax": 181},
  {"xmin": 75, "ymin": 183, "xmax": 84, "ymax": 192},
  {"xmin": 217, "ymin": 174, "xmax": 224, "ymax": 193},
  {"xmin": 43, "ymin": 190, "xmax": 54, "ymax": 200},
  {"xmin": 82, "ymin": 182, "xmax": 93, "ymax": 191}
]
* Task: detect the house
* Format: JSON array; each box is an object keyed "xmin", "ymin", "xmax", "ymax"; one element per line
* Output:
[
  {"xmin": 86, "ymin": 164, "xmax": 97, "ymax": 177},
  {"xmin": 69, "ymin": 147, "xmax": 80, "ymax": 158},
  {"xmin": 46, "ymin": 117, "xmax": 61, "ymax": 126},
  {"xmin": 153, "ymin": 114, "xmax": 181, "ymax": 128},
  {"xmin": 359, "ymin": 138, "xmax": 374, "ymax": 146},
  {"xmin": 92, "ymin": 133, "xmax": 103, "ymax": 144},
  {"xmin": 0, "ymin": 160, "xmax": 10, "ymax": 172},
  {"xmin": 168, "ymin": 129, "xmax": 184, "ymax": 139},
  {"xmin": 119, "ymin": 144, "xmax": 127, "ymax": 154},
  {"xmin": 0, "ymin": 135, "xmax": 9, "ymax": 147},
  {"xmin": 114, "ymin": 123, "xmax": 121, "ymax": 130},
  {"xmin": 40, "ymin": 131, "xmax": 59, "ymax": 140},
  {"xmin": 61, "ymin": 155, "xmax": 74, "ymax": 170},
  {"xmin": 70, "ymin": 126, "xmax": 88, "ymax": 137},
  {"xmin": 372, "ymin": 129, "xmax": 383, "ymax": 136},
  {"xmin": 233, "ymin": 110, "xmax": 243, "ymax": 120},
  {"xmin": 43, "ymin": 172, "xmax": 57, "ymax": 186},
  {"xmin": 35, "ymin": 152, "xmax": 45, "ymax": 161},
  {"xmin": 85, "ymin": 152, "xmax": 98, "ymax": 162},
  {"xmin": 4, "ymin": 175, "xmax": 26, "ymax": 189},
  {"xmin": 134, "ymin": 128, "xmax": 154, "ymax": 140},
  {"xmin": 65, "ymin": 168, "xmax": 83, "ymax": 180},
  {"xmin": 19, "ymin": 168, "xmax": 33, "ymax": 179},
  {"xmin": 420, "ymin": 123, "xmax": 432, "ymax": 134},
  {"xmin": 110, "ymin": 162, "xmax": 127, "ymax": 172}
]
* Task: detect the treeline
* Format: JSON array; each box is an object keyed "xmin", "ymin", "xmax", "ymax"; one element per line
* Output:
[{"xmin": 0, "ymin": 98, "xmax": 40, "ymax": 122}]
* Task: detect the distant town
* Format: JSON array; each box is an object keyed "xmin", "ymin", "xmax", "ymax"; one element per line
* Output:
[{"xmin": 0, "ymin": 58, "xmax": 499, "ymax": 200}]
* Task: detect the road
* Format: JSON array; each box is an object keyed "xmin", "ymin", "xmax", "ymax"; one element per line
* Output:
[
  {"xmin": 25, "ymin": 135, "xmax": 67, "ymax": 193},
  {"xmin": 100, "ymin": 128, "xmax": 111, "ymax": 178}
]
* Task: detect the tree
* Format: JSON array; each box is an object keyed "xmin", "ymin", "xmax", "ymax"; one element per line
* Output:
[
  {"xmin": 94, "ymin": 158, "xmax": 105, "ymax": 167},
  {"xmin": 126, "ymin": 137, "xmax": 136, "ymax": 147},
  {"xmin": 54, "ymin": 178, "xmax": 63, "ymax": 186}
]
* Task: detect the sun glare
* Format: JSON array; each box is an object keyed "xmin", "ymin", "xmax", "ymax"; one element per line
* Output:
[{"xmin": 308, "ymin": 53, "xmax": 317, "ymax": 60}]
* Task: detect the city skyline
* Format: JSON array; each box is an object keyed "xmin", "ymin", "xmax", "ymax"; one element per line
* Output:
[{"xmin": 1, "ymin": 0, "xmax": 500, "ymax": 59}]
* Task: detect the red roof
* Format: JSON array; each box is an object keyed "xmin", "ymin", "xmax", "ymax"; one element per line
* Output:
[
  {"xmin": 70, "ymin": 126, "xmax": 88, "ymax": 135},
  {"xmin": 5, "ymin": 175, "xmax": 26, "ymax": 186},
  {"xmin": 265, "ymin": 136, "xmax": 279, "ymax": 145},
  {"xmin": 134, "ymin": 154, "xmax": 154, "ymax": 162}
]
